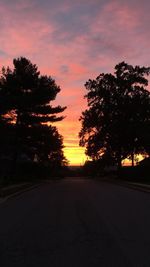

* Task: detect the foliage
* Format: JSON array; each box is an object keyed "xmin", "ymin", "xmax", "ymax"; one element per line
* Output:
[
  {"xmin": 79, "ymin": 62, "xmax": 150, "ymax": 168},
  {"xmin": 0, "ymin": 57, "xmax": 67, "ymax": 180}
]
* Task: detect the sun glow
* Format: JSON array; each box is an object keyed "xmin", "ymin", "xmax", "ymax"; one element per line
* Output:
[
  {"xmin": 122, "ymin": 154, "xmax": 144, "ymax": 166},
  {"xmin": 63, "ymin": 146, "xmax": 87, "ymax": 166}
]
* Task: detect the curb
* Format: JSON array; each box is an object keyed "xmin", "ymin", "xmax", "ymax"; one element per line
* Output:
[
  {"xmin": 104, "ymin": 179, "xmax": 150, "ymax": 194},
  {"xmin": 0, "ymin": 183, "xmax": 42, "ymax": 203},
  {"xmin": 0, "ymin": 183, "xmax": 32, "ymax": 197},
  {"xmin": 118, "ymin": 182, "xmax": 150, "ymax": 194}
]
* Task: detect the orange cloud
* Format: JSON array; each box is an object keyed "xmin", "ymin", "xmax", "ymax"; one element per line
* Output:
[{"xmin": 0, "ymin": 0, "xmax": 150, "ymax": 165}]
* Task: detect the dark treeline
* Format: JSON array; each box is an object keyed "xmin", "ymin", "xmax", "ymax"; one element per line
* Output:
[
  {"xmin": 79, "ymin": 62, "xmax": 150, "ymax": 180},
  {"xmin": 1, "ymin": 59, "xmax": 150, "ymax": 184},
  {"xmin": 0, "ymin": 57, "xmax": 67, "ymax": 184}
]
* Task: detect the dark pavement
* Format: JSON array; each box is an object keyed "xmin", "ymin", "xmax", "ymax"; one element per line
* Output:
[{"xmin": 0, "ymin": 177, "xmax": 150, "ymax": 266}]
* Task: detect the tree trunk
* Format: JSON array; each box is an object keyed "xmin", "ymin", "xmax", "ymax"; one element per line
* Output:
[
  {"xmin": 10, "ymin": 112, "xmax": 20, "ymax": 179},
  {"xmin": 117, "ymin": 152, "xmax": 122, "ymax": 177},
  {"xmin": 118, "ymin": 157, "xmax": 122, "ymax": 170},
  {"xmin": 131, "ymin": 151, "xmax": 134, "ymax": 167}
]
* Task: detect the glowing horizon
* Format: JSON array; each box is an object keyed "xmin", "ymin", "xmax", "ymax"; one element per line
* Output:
[{"xmin": 0, "ymin": 0, "xmax": 150, "ymax": 165}]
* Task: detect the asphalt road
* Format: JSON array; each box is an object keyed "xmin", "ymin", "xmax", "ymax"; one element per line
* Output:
[{"xmin": 0, "ymin": 177, "xmax": 150, "ymax": 267}]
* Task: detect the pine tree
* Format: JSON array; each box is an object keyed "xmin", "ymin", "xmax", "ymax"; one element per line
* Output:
[{"xmin": 0, "ymin": 57, "xmax": 67, "ymax": 179}]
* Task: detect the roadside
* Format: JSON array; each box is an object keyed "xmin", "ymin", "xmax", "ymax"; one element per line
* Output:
[
  {"xmin": 118, "ymin": 181, "xmax": 150, "ymax": 193},
  {"xmin": 0, "ymin": 182, "xmax": 42, "ymax": 203},
  {"xmin": 0, "ymin": 176, "xmax": 64, "ymax": 203},
  {"xmin": 100, "ymin": 175, "xmax": 150, "ymax": 193}
]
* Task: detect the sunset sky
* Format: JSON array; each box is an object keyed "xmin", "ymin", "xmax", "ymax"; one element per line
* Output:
[{"xmin": 0, "ymin": 0, "xmax": 150, "ymax": 165}]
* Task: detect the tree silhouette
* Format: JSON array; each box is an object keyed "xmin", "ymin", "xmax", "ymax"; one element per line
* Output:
[
  {"xmin": 27, "ymin": 124, "xmax": 67, "ymax": 166},
  {"xmin": 79, "ymin": 62, "xmax": 150, "ymax": 169},
  {"xmin": 0, "ymin": 57, "xmax": 67, "ymax": 178}
]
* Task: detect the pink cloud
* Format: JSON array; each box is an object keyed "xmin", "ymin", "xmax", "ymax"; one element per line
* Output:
[{"xmin": 0, "ymin": 0, "xmax": 150, "ymax": 164}]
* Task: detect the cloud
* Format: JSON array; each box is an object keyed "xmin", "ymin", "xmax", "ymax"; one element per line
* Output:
[{"xmin": 0, "ymin": 0, "xmax": 150, "ymax": 164}]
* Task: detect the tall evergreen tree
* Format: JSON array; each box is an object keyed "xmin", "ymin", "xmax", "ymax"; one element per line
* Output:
[{"xmin": 0, "ymin": 57, "xmax": 67, "ymax": 177}]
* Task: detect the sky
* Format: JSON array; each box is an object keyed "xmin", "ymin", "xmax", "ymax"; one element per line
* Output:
[{"xmin": 0, "ymin": 0, "xmax": 150, "ymax": 165}]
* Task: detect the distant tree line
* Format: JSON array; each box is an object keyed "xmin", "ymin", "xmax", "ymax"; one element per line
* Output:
[
  {"xmin": 79, "ymin": 62, "xmax": 150, "ymax": 172},
  {"xmin": 0, "ymin": 57, "xmax": 67, "ymax": 183}
]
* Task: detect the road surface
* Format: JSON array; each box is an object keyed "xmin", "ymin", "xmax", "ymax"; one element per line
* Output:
[{"xmin": 0, "ymin": 177, "xmax": 150, "ymax": 266}]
